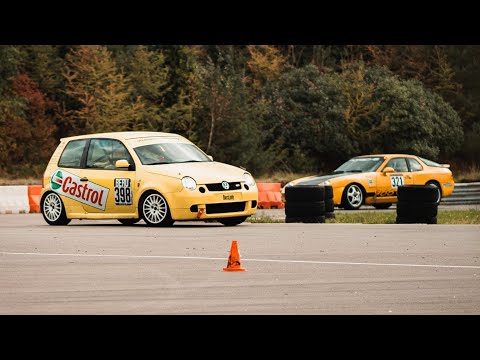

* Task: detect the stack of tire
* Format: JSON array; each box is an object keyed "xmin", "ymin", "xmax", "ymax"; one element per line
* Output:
[
  {"xmin": 325, "ymin": 185, "xmax": 335, "ymax": 219},
  {"xmin": 284, "ymin": 185, "xmax": 326, "ymax": 223},
  {"xmin": 396, "ymin": 185, "xmax": 439, "ymax": 224}
]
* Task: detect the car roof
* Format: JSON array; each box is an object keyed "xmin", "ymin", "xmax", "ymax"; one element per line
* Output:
[
  {"xmin": 355, "ymin": 154, "xmax": 419, "ymax": 158},
  {"xmin": 60, "ymin": 131, "xmax": 184, "ymax": 142}
]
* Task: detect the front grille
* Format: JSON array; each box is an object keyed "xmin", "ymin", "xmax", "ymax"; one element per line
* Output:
[
  {"xmin": 206, "ymin": 182, "xmax": 242, "ymax": 191},
  {"xmin": 206, "ymin": 202, "xmax": 246, "ymax": 214}
]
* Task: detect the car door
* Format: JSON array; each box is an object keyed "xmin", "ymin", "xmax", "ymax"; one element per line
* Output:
[
  {"xmin": 376, "ymin": 157, "xmax": 414, "ymax": 200},
  {"xmin": 53, "ymin": 139, "xmax": 89, "ymax": 214},
  {"xmin": 406, "ymin": 157, "xmax": 426, "ymax": 184},
  {"xmin": 81, "ymin": 138, "xmax": 137, "ymax": 215}
]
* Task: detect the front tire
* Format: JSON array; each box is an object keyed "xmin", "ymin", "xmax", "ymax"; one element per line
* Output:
[
  {"xmin": 342, "ymin": 184, "xmax": 364, "ymax": 210},
  {"xmin": 139, "ymin": 192, "xmax": 175, "ymax": 227},
  {"xmin": 41, "ymin": 192, "xmax": 71, "ymax": 225},
  {"xmin": 218, "ymin": 216, "xmax": 248, "ymax": 226}
]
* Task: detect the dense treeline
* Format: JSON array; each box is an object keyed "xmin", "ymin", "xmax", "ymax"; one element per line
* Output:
[{"xmin": 0, "ymin": 45, "xmax": 478, "ymax": 178}]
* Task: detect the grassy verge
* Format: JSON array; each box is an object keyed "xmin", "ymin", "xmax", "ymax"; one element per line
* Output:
[
  {"xmin": 249, "ymin": 209, "xmax": 480, "ymax": 224},
  {"xmin": 0, "ymin": 177, "xmax": 42, "ymax": 185}
]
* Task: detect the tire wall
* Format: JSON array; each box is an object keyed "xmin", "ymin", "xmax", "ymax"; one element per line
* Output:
[{"xmin": 396, "ymin": 185, "xmax": 439, "ymax": 224}]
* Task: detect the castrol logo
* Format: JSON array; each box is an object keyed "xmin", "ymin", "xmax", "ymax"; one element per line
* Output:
[{"xmin": 51, "ymin": 169, "xmax": 109, "ymax": 210}]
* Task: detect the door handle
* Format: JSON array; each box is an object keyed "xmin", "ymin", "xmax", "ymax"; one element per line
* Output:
[{"xmin": 80, "ymin": 177, "xmax": 88, "ymax": 182}]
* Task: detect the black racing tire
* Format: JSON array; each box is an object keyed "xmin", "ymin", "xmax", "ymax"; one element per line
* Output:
[
  {"xmin": 301, "ymin": 216, "xmax": 326, "ymax": 223},
  {"xmin": 217, "ymin": 216, "xmax": 248, "ymax": 226},
  {"xmin": 40, "ymin": 191, "xmax": 71, "ymax": 226},
  {"xmin": 373, "ymin": 203, "xmax": 392, "ymax": 210},
  {"xmin": 139, "ymin": 191, "xmax": 175, "ymax": 227},
  {"xmin": 285, "ymin": 216, "xmax": 303, "ymax": 223},
  {"xmin": 118, "ymin": 218, "xmax": 141, "ymax": 225},
  {"xmin": 324, "ymin": 185, "xmax": 333, "ymax": 200},
  {"xmin": 285, "ymin": 201, "xmax": 325, "ymax": 217},
  {"xmin": 397, "ymin": 185, "xmax": 439, "ymax": 203},
  {"xmin": 426, "ymin": 216, "xmax": 438, "ymax": 224},
  {"xmin": 325, "ymin": 199, "xmax": 334, "ymax": 213},
  {"xmin": 426, "ymin": 181, "xmax": 442, "ymax": 205},
  {"xmin": 396, "ymin": 215, "xmax": 432, "ymax": 224},
  {"xmin": 286, "ymin": 215, "xmax": 325, "ymax": 223},
  {"xmin": 396, "ymin": 201, "xmax": 438, "ymax": 218},
  {"xmin": 341, "ymin": 183, "xmax": 364, "ymax": 210},
  {"xmin": 325, "ymin": 212, "xmax": 336, "ymax": 219},
  {"xmin": 285, "ymin": 185, "xmax": 325, "ymax": 202}
]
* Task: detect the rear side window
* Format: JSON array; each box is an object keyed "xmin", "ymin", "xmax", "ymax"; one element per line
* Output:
[
  {"xmin": 407, "ymin": 158, "xmax": 423, "ymax": 172},
  {"xmin": 58, "ymin": 140, "xmax": 87, "ymax": 168}
]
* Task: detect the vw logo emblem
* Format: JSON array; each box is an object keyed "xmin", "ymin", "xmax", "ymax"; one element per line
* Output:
[{"xmin": 221, "ymin": 181, "xmax": 230, "ymax": 190}]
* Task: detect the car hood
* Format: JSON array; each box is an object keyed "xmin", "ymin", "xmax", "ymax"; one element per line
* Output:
[
  {"xmin": 143, "ymin": 161, "xmax": 249, "ymax": 183},
  {"xmin": 287, "ymin": 172, "xmax": 362, "ymax": 186}
]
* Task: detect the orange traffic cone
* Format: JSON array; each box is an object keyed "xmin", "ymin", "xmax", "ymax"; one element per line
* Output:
[{"xmin": 223, "ymin": 240, "xmax": 247, "ymax": 272}]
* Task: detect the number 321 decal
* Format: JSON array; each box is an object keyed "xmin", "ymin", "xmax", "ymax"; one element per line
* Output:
[
  {"xmin": 114, "ymin": 178, "xmax": 132, "ymax": 205},
  {"xmin": 390, "ymin": 175, "xmax": 404, "ymax": 188}
]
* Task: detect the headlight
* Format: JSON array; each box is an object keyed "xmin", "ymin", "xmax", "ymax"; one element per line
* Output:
[
  {"xmin": 243, "ymin": 173, "xmax": 256, "ymax": 187},
  {"xmin": 322, "ymin": 181, "xmax": 330, "ymax": 186},
  {"xmin": 181, "ymin": 176, "xmax": 197, "ymax": 191}
]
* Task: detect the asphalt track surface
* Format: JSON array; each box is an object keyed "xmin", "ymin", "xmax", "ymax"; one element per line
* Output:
[{"xmin": 0, "ymin": 213, "xmax": 479, "ymax": 314}]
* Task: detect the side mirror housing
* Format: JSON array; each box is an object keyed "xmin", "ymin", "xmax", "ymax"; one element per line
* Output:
[
  {"xmin": 383, "ymin": 167, "xmax": 395, "ymax": 174},
  {"xmin": 115, "ymin": 159, "xmax": 130, "ymax": 168}
]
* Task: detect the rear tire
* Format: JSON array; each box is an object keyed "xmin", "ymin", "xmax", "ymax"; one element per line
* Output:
[
  {"xmin": 218, "ymin": 216, "xmax": 248, "ymax": 226},
  {"xmin": 426, "ymin": 181, "xmax": 442, "ymax": 205},
  {"xmin": 41, "ymin": 191, "xmax": 71, "ymax": 225}
]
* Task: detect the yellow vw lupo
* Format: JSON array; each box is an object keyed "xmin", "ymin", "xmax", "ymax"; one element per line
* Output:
[{"xmin": 40, "ymin": 132, "xmax": 258, "ymax": 226}]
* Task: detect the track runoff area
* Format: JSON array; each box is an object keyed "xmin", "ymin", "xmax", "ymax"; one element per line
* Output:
[{"xmin": 1, "ymin": 213, "xmax": 479, "ymax": 314}]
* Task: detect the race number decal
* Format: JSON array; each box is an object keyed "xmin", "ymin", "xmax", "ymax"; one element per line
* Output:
[
  {"xmin": 114, "ymin": 178, "xmax": 132, "ymax": 205},
  {"xmin": 390, "ymin": 175, "xmax": 404, "ymax": 188}
]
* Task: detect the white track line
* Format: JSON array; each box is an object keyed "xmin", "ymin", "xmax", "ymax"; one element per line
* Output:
[{"xmin": 1, "ymin": 251, "xmax": 479, "ymax": 269}]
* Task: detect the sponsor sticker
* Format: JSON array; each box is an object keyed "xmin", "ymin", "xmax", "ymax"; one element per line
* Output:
[
  {"xmin": 50, "ymin": 169, "xmax": 109, "ymax": 210},
  {"xmin": 114, "ymin": 178, "xmax": 133, "ymax": 205}
]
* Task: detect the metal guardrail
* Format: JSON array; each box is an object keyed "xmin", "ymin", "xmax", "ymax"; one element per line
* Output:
[{"xmin": 441, "ymin": 182, "xmax": 480, "ymax": 205}]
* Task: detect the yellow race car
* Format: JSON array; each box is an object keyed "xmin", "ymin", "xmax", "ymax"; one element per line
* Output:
[
  {"xmin": 40, "ymin": 131, "xmax": 258, "ymax": 226},
  {"xmin": 283, "ymin": 154, "xmax": 454, "ymax": 210}
]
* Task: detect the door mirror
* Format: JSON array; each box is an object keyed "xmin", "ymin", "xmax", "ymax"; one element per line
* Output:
[
  {"xmin": 382, "ymin": 167, "xmax": 395, "ymax": 174},
  {"xmin": 115, "ymin": 159, "xmax": 130, "ymax": 168},
  {"xmin": 207, "ymin": 155, "xmax": 213, "ymax": 161}
]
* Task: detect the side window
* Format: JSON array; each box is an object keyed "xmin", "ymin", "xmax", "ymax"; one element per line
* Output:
[
  {"xmin": 86, "ymin": 139, "xmax": 133, "ymax": 170},
  {"xmin": 58, "ymin": 139, "xmax": 87, "ymax": 168},
  {"xmin": 385, "ymin": 158, "xmax": 408, "ymax": 172},
  {"xmin": 407, "ymin": 158, "xmax": 423, "ymax": 172}
]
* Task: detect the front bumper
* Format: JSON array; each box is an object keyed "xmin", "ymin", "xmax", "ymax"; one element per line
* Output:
[{"xmin": 165, "ymin": 187, "xmax": 258, "ymax": 220}]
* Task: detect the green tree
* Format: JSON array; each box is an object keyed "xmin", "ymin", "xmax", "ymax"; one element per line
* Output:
[
  {"xmin": 190, "ymin": 49, "xmax": 263, "ymax": 172},
  {"xmin": 63, "ymin": 45, "xmax": 143, "ymax": 134}
]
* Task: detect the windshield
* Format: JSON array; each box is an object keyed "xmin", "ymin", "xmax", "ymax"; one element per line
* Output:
[
  {"xmin": 334, "ymin": 157, "xmax": 384, "ymax": 173},
  {"xmin": 133, "ymin": 142, "xmax": 211, "ymax": 165}
]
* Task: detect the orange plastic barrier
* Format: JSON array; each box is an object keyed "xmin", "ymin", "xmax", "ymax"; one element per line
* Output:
[
  {"xmin": 257, "ymin": 182, "xmax": 285, "ymax": 209},
  {"xmin": 28, "ymin": 185, "xmax": 42, "ymax": 213}
]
